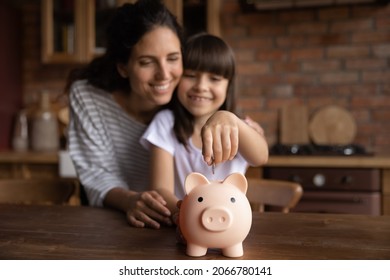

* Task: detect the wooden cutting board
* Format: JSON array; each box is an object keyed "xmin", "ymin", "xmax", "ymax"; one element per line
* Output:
[
  {"xmin": 280, "ymin": 105, "xmax": 309, "ymax": 145},
  {"xmin": 308, "ymin": 105, "xmax": 356, "ymax": 145}
]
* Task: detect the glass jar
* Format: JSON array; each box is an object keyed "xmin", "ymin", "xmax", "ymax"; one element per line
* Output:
[
  {"xmin": 12, "ymin": 109, "xmax": 29, "ymax": 152},
  {"xmin": 31, "ymin": 91, "xmax": 59, "ymax": 152}
]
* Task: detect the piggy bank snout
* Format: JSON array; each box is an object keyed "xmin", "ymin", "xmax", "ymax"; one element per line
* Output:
[{"xmin": 201, "ymin": 207, "xmax": 232, "ymax": 232}]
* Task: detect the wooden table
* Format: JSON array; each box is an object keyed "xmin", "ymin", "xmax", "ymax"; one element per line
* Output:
[{"xmin": 0, "ymin": 205, "xmax": 389, "ymax": 260}]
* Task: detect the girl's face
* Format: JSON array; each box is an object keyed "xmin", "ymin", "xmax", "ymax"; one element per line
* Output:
[
  {"xmin": 117, "ymin": 27, "xmax": 183, "ymax": 109},
  {"xmin": 177, "ymin": 70, "xmax": 229, "ymax": 122}
]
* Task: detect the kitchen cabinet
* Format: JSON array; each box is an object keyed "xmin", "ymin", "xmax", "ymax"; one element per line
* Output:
[
  {"xmin": 247, "ymin": 155, "xmax": 390, "ymax": 215},
  {"xmin": 41, "ymin": 0, "xmax": 221, "ymax": 64},
  {"xmin": 41, "ymin": 0, "xmax": 134, "ymax": 64},
  {"xmin": 165, "ymin": 0, "xmax": 221, "ymax": 37},
  {"xmin": 0, "ymin": 151, "xmax": 81, "ymax": 205}
]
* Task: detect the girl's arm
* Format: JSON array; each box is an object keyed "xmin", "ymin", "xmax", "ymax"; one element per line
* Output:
[
  {"xmin": 149, "ymin": 144, "xmax": 179, "ymax": 215},
  {"xmin": 201, "ymin": 110, "xmax": 269, "ymax": 167}
]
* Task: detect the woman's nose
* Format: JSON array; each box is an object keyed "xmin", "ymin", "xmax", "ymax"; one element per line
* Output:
[{"xmin": 155, "ymin": 62, "xmax": 169, "ymax": 80}]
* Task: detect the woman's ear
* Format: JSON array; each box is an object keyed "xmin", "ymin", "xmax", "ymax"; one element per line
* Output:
[{"xmin": 116, "ymin": 63, "xmax": 128, "ymax": 78}]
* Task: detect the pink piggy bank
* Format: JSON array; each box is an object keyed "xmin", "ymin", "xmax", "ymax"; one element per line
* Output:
[{"xmin": 179, "ymin": 172, "xmax": 252, "ymax": 258}]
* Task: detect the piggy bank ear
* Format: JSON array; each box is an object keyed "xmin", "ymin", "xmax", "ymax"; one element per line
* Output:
[
  {"xmin": 223, "ymin": 173, "xmax": 248, "ymax": 194},
  {"xmin": 184, "ymin": 172, "xmax": 210, "ymax": 194}
]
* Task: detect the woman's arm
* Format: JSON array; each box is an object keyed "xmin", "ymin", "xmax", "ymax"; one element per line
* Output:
[
  {"xmin": 201, "ymin": 110, "xmax": 268, "ymax": 166},
  {"xmin": 68, "ymin": 83, "xmax": 171, "ymax": 229}
]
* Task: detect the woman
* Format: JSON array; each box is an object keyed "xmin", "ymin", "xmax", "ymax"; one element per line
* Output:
[{"xmin": 67, "ymin": 0, "xmax": 183, "ymax": 229}]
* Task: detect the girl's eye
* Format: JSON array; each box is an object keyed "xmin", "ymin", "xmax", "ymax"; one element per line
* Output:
[
  {"xmin": 209, "ymin": 75, "xmax": 223, "ymax": 82},
  {"xmin": 198, "ymin": 197, "xmax": 203, "ymax": 202},
  {"xmin": 230, "ymin": 197, "xmax": 236, "ymax": 203}
]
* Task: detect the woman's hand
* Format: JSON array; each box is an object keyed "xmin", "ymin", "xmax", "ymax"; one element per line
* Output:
[
  {"xmin": 125, "ymin": 190, "xmax": 173, "ymax": 229},
  {"xmin": 104, "ymin": 188, "xmax": 172, "ymax": 229},
  {"xmin": 201, "ymin": 111, "xmax": 239, "ymax": 165},
  {"xmin": 244, "ymin": 115, "xmax": 264, "ymax": 136}
]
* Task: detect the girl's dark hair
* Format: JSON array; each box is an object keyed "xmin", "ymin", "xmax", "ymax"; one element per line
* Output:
[
  {"xmin": 65, "ymin": 0, "xmax": 183, "ymax": 94},
  {"xmin": 172, "ymin": 33, "xmax": 236, "ymax": 146}
]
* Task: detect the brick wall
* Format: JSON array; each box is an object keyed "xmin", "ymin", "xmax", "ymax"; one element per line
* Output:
[
  {"xmin": 222, "ymin": 0, "xmax": 390, "ymax": 154},
  {"xmin": 20, "ymin": 1, "xmax": 390, "ymax": 154},
  {"xmin": 0, "ymin": 1, "xmax": 22, "ymax": 150}
]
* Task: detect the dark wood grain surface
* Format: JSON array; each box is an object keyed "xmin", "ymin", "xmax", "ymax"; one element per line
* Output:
[{"xmin": 0, "ymin": 205, "xmax": 389, "ymax": 260}]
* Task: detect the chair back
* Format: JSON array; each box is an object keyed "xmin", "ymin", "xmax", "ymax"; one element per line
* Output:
[
  {"xmin": 246, "ymin": 178, "xmax": 303, "ymax": 213},
  {"xmin": 0, "ymin": 179, "xmax": 79, "ymax": 206}
]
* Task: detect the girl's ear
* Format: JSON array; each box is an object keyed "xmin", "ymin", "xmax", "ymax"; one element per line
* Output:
[{"xmin": 116, "ymin": 63, "xmax": 128, "ymax": 78}]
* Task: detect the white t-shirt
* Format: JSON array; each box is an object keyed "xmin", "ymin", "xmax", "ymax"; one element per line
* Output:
[{"xmin": 140, "ymin": 109, "xmax": 248, "ymax": 199}]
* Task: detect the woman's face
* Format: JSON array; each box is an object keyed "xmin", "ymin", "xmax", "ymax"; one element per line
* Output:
[{"xmin": 117, "ymin": 27, "xmax": 183, "ymax": 109}]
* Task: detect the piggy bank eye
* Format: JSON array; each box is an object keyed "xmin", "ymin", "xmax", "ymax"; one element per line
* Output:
[
  {"xmin": 230, "ymin": 197, "xmax": 236, "ymax": 203},
  {"xmin": 198, "ymin": 197, "xmax": 203, "ymax": 202}
]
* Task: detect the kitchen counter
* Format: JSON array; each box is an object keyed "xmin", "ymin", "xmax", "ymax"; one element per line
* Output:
[
  {"xmin": 0, "ymin": 150, "xmax": 58, "ymax": 179},
  {"xmin": 0, "ymin": 150, "xmax": 57, "ymax": 163},
  {"xmin": 267, "ymin": 155, "xmax": 390, "ymax": 168},
  {"xmin": 2, "ymin": 151, "xmax": 389, "ymax": 169}
]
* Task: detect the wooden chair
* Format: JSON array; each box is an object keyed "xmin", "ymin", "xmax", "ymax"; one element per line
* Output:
[
  {"xmin": 246, "ymin": 178, "xmax": 303, "ymax": 213},
  {"xmin": 0, "ymin": 179, "xmax": 80, "ymax": 206}
]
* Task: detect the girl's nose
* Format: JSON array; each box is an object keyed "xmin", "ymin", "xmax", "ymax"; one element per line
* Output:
[{"xmin": 194, "ymin": 75, "xmax": 208, "ymax": 92}]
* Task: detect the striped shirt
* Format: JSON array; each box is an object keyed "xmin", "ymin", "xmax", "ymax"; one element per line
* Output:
[{"xmin": 68, "ymin": 80, "xmax": 150, "ymax": 206}]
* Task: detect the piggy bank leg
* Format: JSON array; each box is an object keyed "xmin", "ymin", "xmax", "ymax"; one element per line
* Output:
[
  {"xmin": 186, "ymin": 243, "xmax": 208, "ymax": 257},
  {"xmin": 222, "ymin": 243, "xmax": 243, "ymax": 258}
]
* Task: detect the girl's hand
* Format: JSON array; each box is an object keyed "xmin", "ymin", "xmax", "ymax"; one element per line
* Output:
[
  {"xmin": 201, "ymin": 111, "xmax": 239, "ymax": 165},
  {"xmin": 125, "ymin": 190, "xmax": 172, "ymax": 229}
]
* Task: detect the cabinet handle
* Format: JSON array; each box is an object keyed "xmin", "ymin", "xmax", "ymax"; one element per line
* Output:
[
  {"xmin": 302, "ymin": 197, "xmax": 363, "ymax": 204},
  {"xmin": 313, "ymin": 174, "xmax": 326, "ymax": 187},
  {"xmin": 341, "ymin": 175, "xmax": 353, "ymax": 184},
  {"xmin": 290, "ymin": 175, "xmax": 302, "ymax": 183}
]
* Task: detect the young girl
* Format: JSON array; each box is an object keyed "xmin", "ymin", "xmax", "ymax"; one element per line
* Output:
[{"xmin": 140, "ymin": 33, "xmax": 269, "ymax": 215}]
